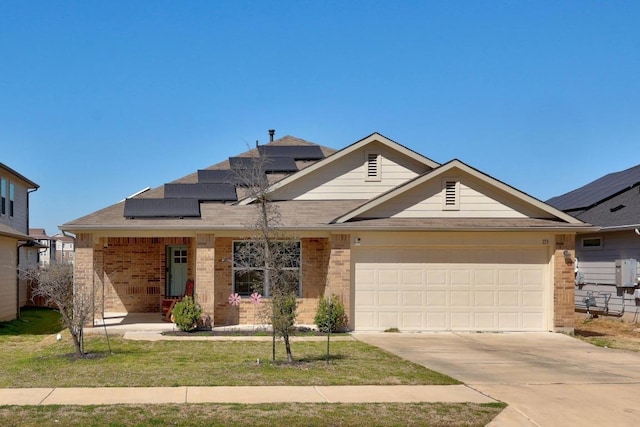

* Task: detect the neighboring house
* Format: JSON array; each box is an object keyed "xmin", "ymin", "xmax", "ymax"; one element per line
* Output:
[
  {"xmin": 52, "ymin": 232, "xmax": 75, "ymax": 265},
  {"xmin": 547, "ymin": 164, "xmax": 640, "ymax": 319},
  {"xmin": 61, "ymin": 132, "xmax": 591, "ymax": 332},
  {"xmin": 29, "ymin": 228, "xmax": 57, "ymax": 266},
  {"xmin": 0, "ymin": 162, "xmax": 39, "ymax": 321}
]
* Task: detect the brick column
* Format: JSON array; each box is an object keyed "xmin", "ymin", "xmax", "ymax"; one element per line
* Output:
[
  {"xmin": 554, "ymin": 234, "xmax": 576, "ymax": 333},
  {"xmin": 327, "ymin": 233, "xmax": 352, "ymax": 329},
  {"xmin": 195, "ymin": 234, "xmax": 216, "ymax": 320},
  {"xmin": 74, "ymin": 233, "xmax": 97, "ymax": 326}
]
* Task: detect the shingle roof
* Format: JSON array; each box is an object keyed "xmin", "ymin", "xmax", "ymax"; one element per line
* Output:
[
  {"xmin": 1, "ymin": 223, "xmax": 31, "ymax": 240},
  {"xmin": 568, "ymin": 186, "xmax": 640, "ymax": 228},
  {"xmin": 547, "ymin": 164, "xmax": 640, "ymax": 211}
]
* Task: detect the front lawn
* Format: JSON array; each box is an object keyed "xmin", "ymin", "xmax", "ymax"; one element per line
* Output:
[
  {"xmin": 0, "ymin": 308, "xmax": 457, "ymax": 387},
  {"xmin": 0, "ymin": 402, "xmax": 506, "ymax": 427}
]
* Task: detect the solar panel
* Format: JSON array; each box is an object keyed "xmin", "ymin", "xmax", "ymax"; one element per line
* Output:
[
  {"xmin": 164, "ymin": 183, "xmax": 237, "ymax": 201},
  {"xmin": 124, "ymin": 198, "xmax": 201, "ymax": 218},
  {"xmin": 547, "ymin": 164, "xmax": 640, "ymax": 211},
  {"xmin": 258, "ymin": 145, "xmax": 324, "ymax": 160},
  {"xmin": 198, "ymin": 169, "xmax": 239, "ymax": 184},
  {"xmin": 229, "ymin": 156, "xmax": 298, "ymax": 172}
]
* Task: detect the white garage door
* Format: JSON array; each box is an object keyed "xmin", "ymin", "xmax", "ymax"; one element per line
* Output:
[{"xmin": 354, "ymin": 246, "xmax": 549, "ymax": 331}]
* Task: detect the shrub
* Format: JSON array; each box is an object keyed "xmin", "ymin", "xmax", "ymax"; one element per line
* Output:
[
  {"xmin": 314, "ymin": 295, "xmax": 348, "ymax": 333},
  {"xmin": 172, "ymin": 296, "xmax": 202, "ymax": 332}
]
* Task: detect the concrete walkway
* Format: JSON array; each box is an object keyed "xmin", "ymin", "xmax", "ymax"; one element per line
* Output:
[{"xmin": 0, "ymin": 385, "xmax": 495, "ymax": 405}]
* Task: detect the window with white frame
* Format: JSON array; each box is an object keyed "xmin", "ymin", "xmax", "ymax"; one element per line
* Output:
[
  {"xmin": 232, "ymin": 240, "xmax": 301, "ymax": 297},
  {"xmin": 581, "ymin": 236, "xmax": 602, "ymax": 250}
]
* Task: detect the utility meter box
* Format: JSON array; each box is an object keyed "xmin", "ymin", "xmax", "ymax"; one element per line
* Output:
[{"xmin": 615, "ymin": 259, "xmax": 638, "ymax": 287}]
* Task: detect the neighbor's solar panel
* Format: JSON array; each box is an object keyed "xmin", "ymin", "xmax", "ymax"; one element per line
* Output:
[
  {"xmin": 258, "ymin": 145, "xmax": 324, "ymax": 160},
  {"xmin": 547, "ymin": 164, "xmax": 640, "ymax": 211},
  {"xmin": 124, "ymin": 198, "xmax": 201, "ymax": 218},
  {"xmin": 229, "ymin": 156, "xmax": 298, "ymax": 172},
  {"xmin": 164, "ymin": 183, "xmax": 237, "ymax": 201}
]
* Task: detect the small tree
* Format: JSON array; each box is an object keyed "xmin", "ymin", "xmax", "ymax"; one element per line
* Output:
[
  {"xmin": 22, "ymin": 263, "xmax": 91, "ymax": 358},
  {"xmin": 232, "ymin": 146, "xmax": 300, "ymax": 363},
  {"xmin": 314, "ymin": 295, "xmax": 347, "ymax": 333}
]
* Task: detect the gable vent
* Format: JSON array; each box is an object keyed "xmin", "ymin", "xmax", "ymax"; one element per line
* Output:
[
  {"xmin": 445, "ymin": 181, "xmax": 456, "ymax": 205},
  {"xmin": 442, "ymin": 178, "xmax": 460, "ymax": 210},
  {"xmin": 365, "ymin": 152, "xmax": 381, "ymax": 181}
]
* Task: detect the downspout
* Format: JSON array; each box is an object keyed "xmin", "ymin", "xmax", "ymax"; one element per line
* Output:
[
  {"xmin": 17, "ymin": 187, "xmax": 39, "ymax": 319},
  {"xmin": 16, "ymin": 241, "xmax": 35, "ymax": 320}
]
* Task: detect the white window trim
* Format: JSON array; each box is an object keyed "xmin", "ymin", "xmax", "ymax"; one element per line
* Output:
[
  {"xmin": 581, "ymin": 236, "xmax": 603, "ymax": 250},
  {"xmin": 364, "ymin": 151, "xmax": 381, "ymax": 182},
  {"xmin": 441, "ymin": 177, "xmax": 460, "ymax": 211}
]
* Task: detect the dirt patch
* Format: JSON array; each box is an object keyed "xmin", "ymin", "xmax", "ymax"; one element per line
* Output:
[{"xmin": 574, "ymin": 314, "xmax": 640, "ymax": 352}]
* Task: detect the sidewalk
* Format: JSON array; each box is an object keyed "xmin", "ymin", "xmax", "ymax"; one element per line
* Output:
[{"xmin": 0, "ymin": 385, "xmax": 495, "ymax": 406}]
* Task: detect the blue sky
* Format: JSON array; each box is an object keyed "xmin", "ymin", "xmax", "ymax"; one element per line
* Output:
[{"xmin": 2, "ymin": 1, "xmax": 639, "ymax": 235}]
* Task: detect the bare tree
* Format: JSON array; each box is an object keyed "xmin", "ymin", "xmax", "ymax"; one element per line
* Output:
[
  {"xmin": 22, "ymin": 263, "xmax": 92, "ymax": 358},
  {"xmin": 233, "ymin": 149, "xmax": 300, "ymax": 363}
]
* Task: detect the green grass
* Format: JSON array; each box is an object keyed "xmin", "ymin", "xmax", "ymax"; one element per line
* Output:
[
  {"xmin": 0, "ymin": 402, "xmax": 506, "ymax": 427},
  {"xmin": 0, "ymin": 308, "xmax": 505, "ymax": 426},
  {"xmin": 0, "ymin": 308, "xmax": 458, "ymax": 387},
  {"xmin": 0, "ymin": 307, "xmax": 63, "ymax": 336}
]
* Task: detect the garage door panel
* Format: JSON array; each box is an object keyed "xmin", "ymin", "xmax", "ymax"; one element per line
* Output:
[
  {"xmin": 426, "ymin": 269, "xmax": 447, "ymax": 284},
  {"xmin": 523, "ymin": 291, "xmax": 543, "ymax": 306},
  {"xmin": 498, "ymin": 312, "xmax": 519, "ymax": 329},
  {"xmin": 498, "ymin": 270, "xmax": 520, "ymax": 286},
  {"xmin": 426, "ymin": 291, "xmax": 447, "ymax": 307},
  {"xmin": 450, "ymin": 312, "xmax": 471, "ymax": 329},
  {"xmin": 450, "ymin": 291, "xmax": 471, "ymax": 307},
  {"xmin": 498, "ymin": 291, "xmax": 519, "ymax": 307},
  {"xmin": 354, "ymin": 246, "xmax": 549, "ymax": 331},
  {"xmin": 378, "ymin": 291, "xmax": 399, "ymax": 306},
  {"xmin": 474, "ymin": 312, "xmax": 497, "ymax": 329},
  {"xmin": 475, "ymin": 291, "xmax": 496, "ymax": 307},
  {"xmin": 379, "ymin": 270, "xmax": 399, "ymax": 286},
  {"xmin": 378, "ymin": 311, "xmax": 399, "ymax": 329},
  {"xmin": 401, "ymin": 312, "xmax": 422, "ymax": 328},
  {"xmin": 402, "ymin": 290, "xmax": 423, "ymax": 306},
  {"xmin": 450, "ymin": 270, "xmax": 471, "ymax": 285}
]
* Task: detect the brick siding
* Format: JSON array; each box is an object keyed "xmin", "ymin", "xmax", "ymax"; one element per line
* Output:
[{"xmin": 554, "ymin": 234, "xmax": 576, "ymax": 332}]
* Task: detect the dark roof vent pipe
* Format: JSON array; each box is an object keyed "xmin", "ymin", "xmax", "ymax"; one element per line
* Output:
[{"xmin": 269, "ymin": 129, "xmax": 275, "ymax": 142}]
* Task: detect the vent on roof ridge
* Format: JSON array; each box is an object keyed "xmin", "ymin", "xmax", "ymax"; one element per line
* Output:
[{"xmin": 610, "ymin": 204, "xmax": 625, "ymax": 212}]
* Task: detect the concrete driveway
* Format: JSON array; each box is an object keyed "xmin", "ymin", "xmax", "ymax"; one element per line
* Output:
[{"xmin": 355, "ymin": 332, "xmax": 640, "ymax": 426}]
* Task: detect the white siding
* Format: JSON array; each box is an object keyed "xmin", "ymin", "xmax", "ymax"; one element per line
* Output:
[
  {"xmin": 362, "ymin": 173, "xmax": 546, "ymax": 219},
  {"xmin": 574, "ymin": 230, "xmax": 640, "ymax": 318},
  {"xmin": 0, "ymin": 236, "xmax": 17, "ymax": 321},
  {"xmin": 271, "ymin": 142, "xmax": 430, "ymax": 200}
]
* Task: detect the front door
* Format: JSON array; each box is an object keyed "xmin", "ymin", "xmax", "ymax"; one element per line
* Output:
[{"xmin": 167, "ymin": 245, "xmax": 188, "ymax": 297}]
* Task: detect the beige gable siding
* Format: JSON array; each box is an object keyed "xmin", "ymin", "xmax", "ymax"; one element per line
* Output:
[
  {"xmin": 0, "ymin": 236, "xmax": 17, "ymax": 321},
  {"xmin": 0, "ymin": 175, "xmax": 31, "ymax": 235},
  {"xmin": 271, "ymin": 142, "xmax": 430, "ymax": 200},
  {"xmin": 362, "ymin": 173, "xmax": 551, "ymax": 219}
]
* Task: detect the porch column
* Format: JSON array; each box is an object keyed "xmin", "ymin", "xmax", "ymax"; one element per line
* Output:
[
  {"xmin": 195, "ymin": 233, "xmax": 216, "ymax": 320},
  {"xmin": 75, "ymin": 233, "xmax": 99, "ymax": 326},
  {"xmin": 326, "ymin": 233, "xmax": 352, "ymax": 328},
  {"xmin": 554, "ymin": 233, "xmax": 576, "ymax": 333}
]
